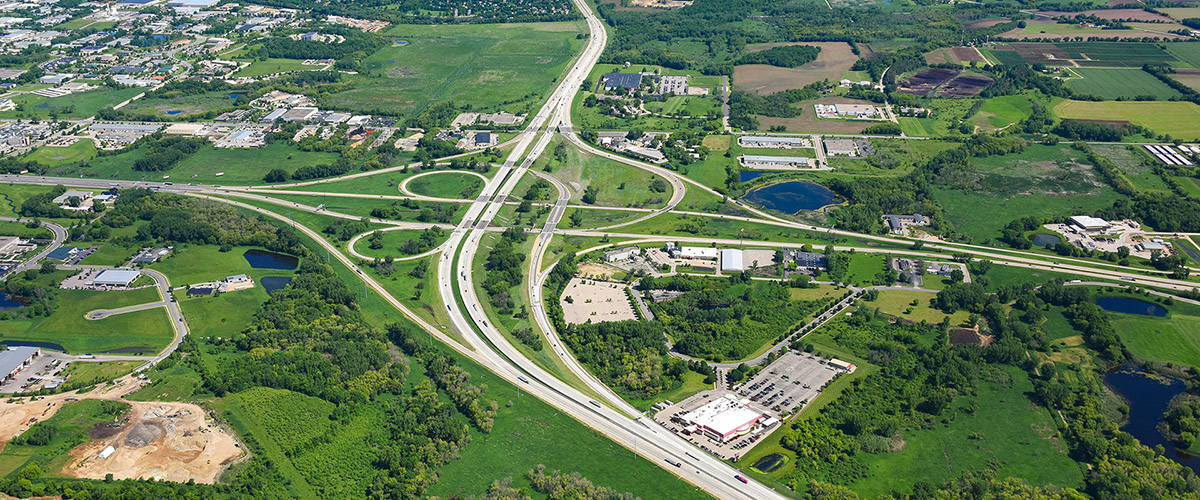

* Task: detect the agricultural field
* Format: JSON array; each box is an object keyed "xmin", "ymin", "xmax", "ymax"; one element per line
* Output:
[
  {"xmin": 1005, "ymin": 42, "xmax": 1181, "ymax": 67},
  {"xmin": 536, "ymin": 139, "xmax": 671, "ymax": 209},
  {"xmin": 1065, "ymin": 68, "xmax": 1180, "ymax": 100},
  {"xmin": 1168, "ymin": 69, "xmax": 1200, "ymax": 92},
  {"xmin": 923, "ymin": 46, "xmax": 986, "ymax": 66},
  {"xmin": 733, "ymin": 42, "xmax": 860, "ymax": 95},
  {"xmin": 1053, "ymin": 100, "xmax": 1200, "ymax": 140},
  {"xmin": 0, "ymin": 287, "xmax": 173, "ymax": 353},
  {"xmin": 1090, "ymin": 143, "xmax": 1171, "ymax": 194},
  {"xmin": 1164, "ymin": 43, "xmax": 1200, "ymax": 68},
  {"xmin": 329, "ymin": 22, "xmax": 584, "ymax": 118},
  {"xmin": 934, "ymin": 145, "xmax": 1122, "ymax": 241},
  {"xmin": 1001, "ymin": 20, "xmax": 1188, "ymax": 40}
]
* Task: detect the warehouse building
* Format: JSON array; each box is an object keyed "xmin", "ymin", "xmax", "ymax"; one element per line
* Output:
[
  {"xmin": 739, "ymin": 155, "xmax": 811, "ymax": 169},
  {"xmin": 823, "ymin": 138, "xmax": 857, "ymax": 156},
  {"xmin": 600, "ymin": 72, "xmax": 644, "ymax": 91},
  {"xmin": 679, "ymin": 246, "xmax": 718, "ymax": 260},
  {"xmin": 720, "ymin": 248, "xmax": 744, "ymax": 272},
  {"xmin": 603, "ymin": 246, "xmax": 641, "ymax": 263},
  {"xmin": 280, "ymin": 107, "xmax": 319, "ymax": 122},
  {"xmin": 92, "ymin": 269, "xmax": 140, "ymax": 287},
  {"xmin": 0, "ymin": 346, "xmax": 39, "ymax": 382},
  {"xmin": 1069, "ymin": 215, "xmax": 1110, "ymax": 233},
  {"xmin": 737, "ymin": 136, "xmax": 809, "ymax": 148}
]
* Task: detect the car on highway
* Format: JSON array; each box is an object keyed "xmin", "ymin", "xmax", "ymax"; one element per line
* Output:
[{"xmin": 735, "ymin": 475, "xmax": 748, "ymax": 484}]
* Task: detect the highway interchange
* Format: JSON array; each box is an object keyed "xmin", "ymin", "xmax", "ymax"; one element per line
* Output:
[{"xmin": 3, "ymin": 0, "xmax": 1200, "ymax": 497}]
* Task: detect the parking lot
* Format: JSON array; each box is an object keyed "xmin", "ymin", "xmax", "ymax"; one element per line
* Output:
[{"xmin": 733, "ymin": 350, "xmax": 853, "ymax": 417}]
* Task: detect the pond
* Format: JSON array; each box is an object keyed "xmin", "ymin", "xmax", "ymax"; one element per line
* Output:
[
  {"xmin": 243, "ymin": 250, "xmax": 299, "ymax": 270},
  {"xmin": 1032, "ymin": 233, "xmax": 1062, "ymax": 248},
  {"xmin": 0, "ymin": 340, "xmax": 66, "ymax": 351},
  {"xmin": 1105, "ymin": 365, "xmax": 1200, "ymax": 474},
  {"xmin": 1096, "ymin": 297, "xmax": 1167, "ymax": 317},
  {"xmin": 740, "ymin": 171, "xmax": 766, "ymax": 182},
  {"xmin": 0, "ymin": 292, "xmax": 21, "ymax": 311},
  {"xmin": 261, "ymin": 276, "xmax": 293, "ymax": 295},
  {"xmin": 743, "ymin": 181, "xmax": 840, "ymax": 213},
  {"xmin": 166, "ymin": 110, "xmax": 182, "ymax": 115},
  {"xmin": 752, "ymin": 453, "xmax": 786, "ymax": 473}
]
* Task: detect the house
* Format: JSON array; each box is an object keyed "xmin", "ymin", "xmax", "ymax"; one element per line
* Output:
[{"xmin": 603, "ymin": 246, "xmax": 640, "ymax": 263}]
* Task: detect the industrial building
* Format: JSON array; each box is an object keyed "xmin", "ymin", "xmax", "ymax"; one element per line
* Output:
[
  {"xmin": 260, "ymin": 108, "xmax": 288, "ymax": 122},
  {"xmin": 1069, "ymin": 215, "xmax": 1110, "ymax": 233},
  {"xmin": 737, "ymin": 136, "xmax": 809, "ymax": 148},
  {"xmin": 679, "ymin": 246, "xmax": 718, "ymax": 260},
  {"xmin": 92, "ymin": 269, "xmax": 140, "ymax": 287},
  {"xmin": 720, "ymin": 248, "xmax": 744, "ymax": 272},
  {"xmin": 600, "ymin": 72, "xmax": 644, "ymax": 91},
  {"xmin": 1144, "ymin": 144, "xmax": 1193, "ymax": 166},
  {"xmin": 738, "ymin": 155, "xmax": 811, "ymax": 169},
  {"xmin": 52, "ymin": 190, "xmax": 94, "ymax": 211},
  {"xmin": 603, "ymin": 246, "xmax": 641, "ymax": 263},
  {"xmin": 823, "ymin": 138, "xmax": 857, "ymax": 156},
  {"xmin": 680, "ymin": 394, "xmax": 763, "ymax": 443},
  {"xmin": 0, "ymin": 346, "xmax": 39, "ymax": 382},
  {"xmin": 280, "ymin": 107, "xmax": 319, "ymax": 122}
]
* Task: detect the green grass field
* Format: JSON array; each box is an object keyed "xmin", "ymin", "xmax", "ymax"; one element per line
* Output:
[
  {"xmin": 0, "ymin": 86, "xmax": 144, "ymax": 120},
  {"xmin": 971, "ymin": 94, "xmax": 1034, "ymax": 132},
  {"xmin": 537, "ymin": 139, "xmax": 671, "ymax": 209},
  {"xmin": 861, "ymin": 289, "xmax": 971, "ymax": 325},
  {"xmin": 1107, "ymin": 297, "xmax": 1200, "ymax": 370},
  {"xmin": 175, "ymin": 285, "xmax": 271, "ymax": 339},
  {"xmin": 405, "ymin": 171, "xmax": 483, "ymax": 199},
  {"xmin": 0, "ymin": 220, "xmax": 50, "ymax": 239},
  {"xmin": 120, "ymin": 90, "xmax": 241, "ymax": 119},
  {"xmin": 126, "ymin": 362, "xmax": 203, "ymax": 402},
  {"xmin": 149, "ymin": 245, "xmax": 297, "ymax": 286},
  {"xmin": 0, "ymin": 288, "xmax": 172, "ymax": 354},
  {"xmin": 330, "ymin": 22, "xmax": 584, "ymax": 118},
  {"xmin": 232, "ymin": 58, "xmax": 318, "ymax": 78},
  {"xmin": 1065, "ymin": 68, "xmax": 1180, "ymax": 100},
  {"xmin": 350, "ymin": 229, "xmax": 447, "ymax": 259},
  {"xmin": 1054, "ymin": 99, "xmax": 1200, "ymax": 140},
  {"xmin": 849, "ymin": 365, "xmax": 1083, "ymax": 497},
  {"xmin": 21, "ymin": 140, "xmax": 96, "ymax": 166},
  {"xmin": 60, "ymin": 360, "xmax": 141, "ymax": 387}
]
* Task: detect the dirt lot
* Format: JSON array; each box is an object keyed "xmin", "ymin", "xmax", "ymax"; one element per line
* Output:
[
  {"xmin": 576, "ymin": 261, "xmax": 623, "ymax": 279},
  {"xmin": 63, "ymin": 401, "xmax": 242, "ymax": 483},
  {"xmin": 964, "ymin": 18, "xmax": 1010, "ymax": 29},
  {"xmin": 924, "ymin": 47, "xmax": 986, "ymax": 65},
  {"xmin": 559, "ymin": 278, "xmax": 638, "ymax": 325},
  {"xmin": 733, "ymin": 42, "xmax": 859, "ymax": 95},
  {"xmin": 0, "ymin": 376, "xmax": 243, "ymax": 484},
  {"xmin": 898, "ymin": 68, "xmax": 960, "ymax": 96},
  {"xmin": 937, "ymin": 73, "xmax": 994, "ymax": 97}
]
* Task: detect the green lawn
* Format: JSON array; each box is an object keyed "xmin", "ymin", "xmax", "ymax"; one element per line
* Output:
[
  {"xmin": 21, "ymin": 140, "xmax": 96, "ymax": 166},
  {"xmin": 120, "ymin": 90, "xmax": 242, "ymax": 120},
  {"xmin": 1108, "ymin": 298, "xmax": 1200, "ymax": 370},
  {"xmin": 0, "ymin": 220, "xmax": 51, "ymax": 239},
  {"xmin": 60, "ymin": 360, "xmax": 141, "ymax": 387},
  {"xmin": 329, "ymin": 21, "xmax": 584, "ymax": 118},
  {"xmin": 0, "ymin": 288, "xmax": 172, "ymax": 354},
  {"xmin": 59, "ymin": 143, "xmax": 342, "ymax": 185},
  {"xmin": 406, "ymin": 171, "xmax": 483, "ymax": 199},
  {"xmin": 0, "ymin": 86, "xmax": 144, "ymax": 120},
  {"xmin": 149, "ymin": 245, "xmax": 297, "ymax": 287},
  {"xmin": 537, "ymin": 138, "xmax": 671, "ymax": 209},
  {"xmin": 175, "ymin": 285, "xmax": 271, "ymax": 339},
  {"xmin": 849, "ymin": 365, "xmax": 1083, "ymax": 497},
  {"xmin": 232, "ymin": 58, "xmax": 317, "ymax": 78},
  {"xmin": 1065, "ymin": 68, "xmax": 1180, "ymax": 100},
  {"xmin": 971, "ymin": 94, "xmax": 1034, "ymax": 131},
  {"xmin": 861, "ymin": 289, "xmax": 971, "ymax": 325},
  {"xmin": 126, "ymin": 362, "xmax": 203, "ymax": 402},
  {"xmin": 350, "ymin": 229, "xmax": 447, "ymax": 260}
]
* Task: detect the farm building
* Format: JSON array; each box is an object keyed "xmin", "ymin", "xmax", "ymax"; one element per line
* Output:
[
  {"xmin": 92, "ymin": 269, "xmax": 140, "ymax": 287},
  {"xmin": 681, "ymin": 394, "xmax": 763, "ymax": 443},
  {"xmin": 720, "ymin": 249, "xmax": 744, "ymax": 272},
  {"xmin": 737, "ymin": 136, "xmax": 809, "ymax": 148},
  {"xmin": 603, "ymin": 246, "xmax": 641, "ymax": 263},
  {"xmin": 739, "ymin": 155, "xmax": 810, "ymax": 169},
  {"xmin": 600, "ymin": 72, "xmax": 644, "ymax": 91},
  {"xmin": 0, "ymin": 347, "xmax": 39, "ymax": 382}
]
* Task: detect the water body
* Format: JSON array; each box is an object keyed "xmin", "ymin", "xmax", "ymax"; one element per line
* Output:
[
  {"xmin": 387, "ymin": 60, "xmax": 396, "ymax": 64},
  {"xmin": 166, "ymin": 110, "xmax": 182, "ymax": 115},
  {"xmin": 0, "ymin": 292, "xmax": 21, "ymax": 311},
  {"xmin": 243, "ymin": 250, "xmax": 299, "ymax": 270},
  {"xmin": 260, "ymin": 276, "xmax": 293, "ymax": 295},
  {"xmin": 1032, "ymin": 233, "xmax": 1062, "ymax": 248},
  {"xmin": 0, "ymin": 340, "xmax": 66, "ymax": 351},
  {"xmin": 743, "ymin": 181, "xmax": 840, "ymax": 213},
  {"xmin": 1096, "ymin": 297, "xmax": 1167, "ymax": 317},
  {"xmin": 740, "ymin": 171, "xmax": 766, "ymax": 182},
  {"xmin": 0, "ymin": 193, "xmax": 18, "ymax": 216},
  {"xmin": 1105, "ymin": 365, "xmax": 1200, "ymax": 474},
  {"xmin": 394, "ymin": 40, "xmax": 408, "ymax": 45}
]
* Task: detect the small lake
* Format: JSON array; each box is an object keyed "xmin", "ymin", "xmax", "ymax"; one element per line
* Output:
[
  {"xmin": 0, "ymin": 292, "xmax": 21, "ymax": 311},
  {"xmin": 1096, "ymin": 297, "xmax": 1167, "ymax": 317},
  {"xmin": 243, "ymin": 250, "xmax": 299, "ymax": 270},
  {"xmin": 1106, "ymin": 366, "xmax": 1200, "ymax": 474},
  {"xmin": 740, "ymin": 171, "xmax": 767, "ymax": 182},
  {"xmin": 743, "ymin": 181, "xmax": 840, "ymax": 213},
  {"xmin": 261, "ymin": 276, "xmax": 293, "ymax": 295},
  {"xmin": 0, "ymin": 340, "xmax": 65, "ymax": 351},
  {"xmin": 1032, "ymin": 233, "xmax": 1061, "ymax": 248},
  {"xmin": 166, "ymin": 110, "xmax": 182, "ymax": 115}
]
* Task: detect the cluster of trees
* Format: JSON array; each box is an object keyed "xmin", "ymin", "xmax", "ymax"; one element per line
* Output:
[
  {"xmin": 736, "ymin": 44, "xmax": 821, "ymax": 68},
  {"xmin": 526, "ymin": 465, "xmax": 637, "ymax": 500},
  {"xmin": 482, "ymin": 227, "xmax": 526, "ymax": 315},
  {"xmin": 1052, "ymin": 119, "xmax": 1128, "ymax": 142},
  {"xmin": 106, "ymin": 189, "xmax": 303, "ymax": 254},
  {"xmin": 260, "ymin": 27, "xmax": 387, "ymax": 71},
  {"xmin": 323, "ymin": 218, "xmax": 370, "ymax": 242},
  {"xmin": 728, "ymin": 85, "xmax": 820, "ymax": 130},
  {"xmin": 370, "ymin": 201, "xmax": 457, "ymax": 224},
  {"xmin": 19, "ymin": 185, "xmax": 93, "ymax": 219},
  {"xmin": 0, "ymin": 264, "xmax": 59, "ymax": 319},
  {"xmin": 387, "ymin": 323, "xmax": 496, "ymax": 433},
  {"xmin": 131, "ymin": 136, "xmax": 207, "ymax": 172}
]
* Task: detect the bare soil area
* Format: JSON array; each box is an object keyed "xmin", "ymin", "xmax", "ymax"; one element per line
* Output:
[
  {"xmin": 733, "ymin": 42, "xmax": 859, "ymax": 95},
  {"xmin": 1170, "ymin": 69, "xmax": 1200, "ymax": 92},
  {"xmin": 1036, "ymin": 9, "xmax": 1172, "ymax": 22},
  {"xmin": 559, "ymin": 278, "xmax": 638, "ymax": 325}
]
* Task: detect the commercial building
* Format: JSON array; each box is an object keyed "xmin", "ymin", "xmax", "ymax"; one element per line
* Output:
[
  {"xmin": 737, "ymin": 136, "xmax": 809, "ymax": 148},
  {"xmin": 603, "ymin": 246, "xmax": 640, "ymax": 263},
  {"xmin": 823, "ymin": 138, "xmax": 857, "ymax": 156},
  {"xmin": 0, "ymin": 346, "xmax": 39, "ymax": 382},
  {"xmin": 600, "ymin": 72, "xmax": 644, "ymax": 91},
  {"xmin": 0, "ymin": 236, "xmax": 26, "ymax": 256},
  {"xmin": 622, "ymin": 144, "xmax": 666, "ymax": 162},
  {"xmin": 679, "ymin": 246, "xmax": 718, "ymax": 260},
  {"xmin": 1069, "ymin": 215, "xmax": 1110, "ymax": 232},
  {"xmin": 720, "ymin": 248, "xmax": 744, "ymax": 272},
  {"xmin": 738, "ymin": 155, "xmax": 810, "ymax": 169},
  {"xmin": 793, "ymin": 251, "xmax": 826, "ymax": 270},
  {"xmin": 46, "ymin": 247, "xmax": 79, "ymax": 261},
  {"xmin": 92, "ymin": 269, "xmax": 140, "ymax": 287},
  {"xmin": 280, "ymin": 107, "xmax": 319, "ymax": 122},
  {"xmin": 260, "ymin": 108, "xmax": 288, "ymax": 122},
  {"xmin": 681, "ymin": 394, "xmax": 763, "ymax": 443}
]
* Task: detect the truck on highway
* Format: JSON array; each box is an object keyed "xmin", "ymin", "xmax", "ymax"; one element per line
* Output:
[
  {"xmin": 518, "ymin": 375, "xmax": 530, "ymax": 384},
  {"xmin": 589, "ymin": 400, "xmax": 601, "ymax": 408},
  {"xmin": 665, "ymin": 458, "xmax": 681, "ymax": 467}
]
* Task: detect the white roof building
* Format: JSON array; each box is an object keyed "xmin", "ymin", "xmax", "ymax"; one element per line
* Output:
[
  {"xmin": 93, "ymin": 269, "xmax": 140, "ymax": 287},
  {"xmin": 682, "ymin": 394, "xmax": 763, "ymax": 442},
  {"xmin": 680, "ymin": 246, "xmax": 718, "ymax": 260},
  {"xmin": 1069, "ymin": 215, "xmax": 1109, "ymax": 231},
  {"xmin": 720, "ymin": 248, "xmax": 744, "ymax": 272}
]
